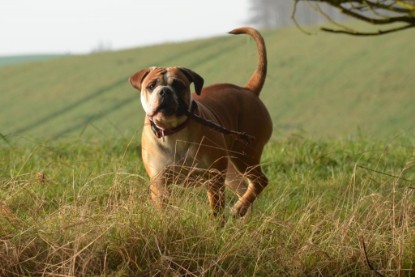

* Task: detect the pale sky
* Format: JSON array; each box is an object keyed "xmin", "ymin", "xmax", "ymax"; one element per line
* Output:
[{"xmin": 0, "ymin": 0, "xmax": 250, "ymax": 56}]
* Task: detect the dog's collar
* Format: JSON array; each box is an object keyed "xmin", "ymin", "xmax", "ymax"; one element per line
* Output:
[{"xmin": 147, "ymin": 101, "xmax": 197, "ymax": 140}]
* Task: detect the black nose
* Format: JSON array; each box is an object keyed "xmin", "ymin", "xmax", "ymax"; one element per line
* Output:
[{"xmin": 159, "ymin": 87, "xmax": 172, "ymax": 97}]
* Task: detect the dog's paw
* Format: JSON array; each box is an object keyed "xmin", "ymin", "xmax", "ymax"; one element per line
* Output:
[{"xmin": 231, "ymin": 200, "xmax": 250, "ymax": 218}]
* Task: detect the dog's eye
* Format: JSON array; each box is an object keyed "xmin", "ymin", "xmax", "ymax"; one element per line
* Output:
[
  {"xmin": 172, "ymin": 80, "xmax": 186, "ymax": 91},
  {"xmin": 147, "ymin": 82, "xmax": 156, "ymax": 92}
]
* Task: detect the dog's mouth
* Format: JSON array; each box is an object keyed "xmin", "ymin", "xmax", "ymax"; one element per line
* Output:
[
  {"xmin": 151, "ymin": 102, "xmax": 176, "ymax": 117},
  {"xmin": 150, "ymin": 96, "xmax": 188, "ymax": 118},
  {"xmin": 148, "ymin": 96, "xmax": 190, "ymax": 130}
]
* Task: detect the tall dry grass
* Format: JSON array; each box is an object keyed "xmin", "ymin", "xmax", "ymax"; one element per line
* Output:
[{"xmin": 0, "ymin": 136, "xmax": 414, "ymax": 276}]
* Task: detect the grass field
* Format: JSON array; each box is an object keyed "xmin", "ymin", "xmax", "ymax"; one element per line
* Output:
[
  {"xmin": 1, "ymin": 24, "xmax": 415, "ymax": 275},
  {"xmin": 1, "ymin": 135, "xmax": 414, "ymax": 275},
  {"xmin": 0, "ymin": 25, "xmax": 414, "ymax": 140},
  {"xmin": 0, "ymin": 54, "xmax": 64, "ymax": 68}
]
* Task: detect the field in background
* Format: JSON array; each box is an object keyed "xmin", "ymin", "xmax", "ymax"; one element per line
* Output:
[
  {"xmin": 0, "ymin": 54, "xmax": 64, "ymax": 68},
  {"xmin": 0, "ymin": 25, "xmax": 414, "ymax": 141},
  {"xmin": 1, "ymin": 135, "xmax": 414, "ymax": 275}
]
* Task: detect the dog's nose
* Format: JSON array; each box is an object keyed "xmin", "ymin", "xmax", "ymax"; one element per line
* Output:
[{"xmin": 159, "ymin": 87, "xmax": 172, "ymax": 97}]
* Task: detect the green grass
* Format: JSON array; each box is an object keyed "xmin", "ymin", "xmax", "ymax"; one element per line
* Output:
[
  {"xmin": 0, "ymin": 54, "xmax": 65, "ymax": 67},
  {"xmin": 1, "ymin": 135, "xmax": 414, "ymax": 275},
  {"xmin": 0, "ymin": 25, "xmax": 414, "ymax": 140},
  {"xmin": 1, "ymin": 24, "xmax": 414, "ymax": 275}
]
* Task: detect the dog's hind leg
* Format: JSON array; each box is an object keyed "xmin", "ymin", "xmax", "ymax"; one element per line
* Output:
[
  {"xmin": 229, "ymin": 157, "xmax": 268, "ymax": 217},
  {"xmin": 225, "ymin": 162, "xmax": 249, "ymax": 197}
]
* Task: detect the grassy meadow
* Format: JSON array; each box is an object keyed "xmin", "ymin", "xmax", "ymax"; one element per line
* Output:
[
  {"xmin": 1, "ymin": 135, "xmax": 414, "ymax": 275},
  {"xmin": 0, "ymin": 25, "xmax": 414, "ymax": 139},
  {"xmin": 0, "ymin": 55, "xmax": 64, "ymax": 68},
  {"xmin": 1, "ymin": 24, "xmax": 415, "ymax": 275}
]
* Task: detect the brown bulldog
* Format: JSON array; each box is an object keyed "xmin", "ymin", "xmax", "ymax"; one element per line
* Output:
[{"xmin": 129, "ymin": 27, "xmax": 272, "ymax": 218}]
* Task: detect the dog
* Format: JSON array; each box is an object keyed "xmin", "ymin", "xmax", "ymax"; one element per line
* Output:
[{"xmin": 129, "ymin": 27, "xmax": 272, "ymax": 218}]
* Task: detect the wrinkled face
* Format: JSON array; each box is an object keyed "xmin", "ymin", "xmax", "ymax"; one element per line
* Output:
[{"xmin": 130, "ymin": 67, "xmax": 203, "ymax": 129}]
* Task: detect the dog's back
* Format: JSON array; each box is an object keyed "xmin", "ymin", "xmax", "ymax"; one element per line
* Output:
[
  {"xmin": 194, "ymin": 84, "xmax": 272, "ymax": 146},
  {"xmin": 194, "ymin": 26, "xmax": 272, "ymax": 146}
]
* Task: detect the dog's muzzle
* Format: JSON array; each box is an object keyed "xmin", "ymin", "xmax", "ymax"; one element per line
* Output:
[
  {"xmin": 158, "ymin": 86, "xmax": 172, "ymax": 97},
  {"xmin": 154, "ymin": 87, "xmax": 177, "ymax": 116}
]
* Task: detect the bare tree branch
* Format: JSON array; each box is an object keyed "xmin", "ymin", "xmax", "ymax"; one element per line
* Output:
[
  {"xmin": 321, "ymin": 23, "xmax": 414, "ymax": 35},
  {"xmin": 292, "ymin": 0, "xmax": 313, "ymax": 34},
  {"xmin": 297, "ymin": 0, "xmax": 415, "ymax": 35}
]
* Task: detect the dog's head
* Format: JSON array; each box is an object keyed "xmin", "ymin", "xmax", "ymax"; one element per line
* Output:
[{"xmin": 129, "ymin": 67, "xmax": 204, "ymax": 129}]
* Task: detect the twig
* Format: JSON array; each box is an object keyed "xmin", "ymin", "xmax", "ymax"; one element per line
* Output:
[
  {"xmin": 181, "ymin": 100, "xmax": 255, "ymax": 144},
  {"xmin": 321, "ymin": 23, "xmax": 414, "ymax": 36},
  {"xmin": 291, "ymin": 0, "xmax": 313, "ymax": 35},
  {"xmin": 360, "ymin": 237, "xmax": 385, "ymax": 277},
  {"xmin": 310, "ymin": 1, "xmax": 355, "ymax": 32},
  {"xmin": 356, "ymin": 164, "xmax": 414, "ymax": 183}
]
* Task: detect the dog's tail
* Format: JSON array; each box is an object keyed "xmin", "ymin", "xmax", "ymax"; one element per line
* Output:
[{"xmin": 229, "ymin": 27, "xmax": 267, "ymax": 96}]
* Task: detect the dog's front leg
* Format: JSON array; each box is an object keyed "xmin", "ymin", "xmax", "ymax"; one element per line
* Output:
[
  {"xmin": 149, "ymin": 176, "xmax": 171, "ymax": 210},
  {"xmin": 206, "ymin": 172, "xmax": 226, "ymax": 224}
]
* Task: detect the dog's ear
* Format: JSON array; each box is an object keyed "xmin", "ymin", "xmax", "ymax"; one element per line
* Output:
[
  {"xmin": 178, "ymin": 67, "xmax": 204, "ymax": 95},
  {"xmin": 129, "ymin": 68, "xmax": 151, "ymax": 90}
]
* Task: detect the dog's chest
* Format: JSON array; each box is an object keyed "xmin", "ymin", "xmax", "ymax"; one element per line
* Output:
[
  {"xmin": 158, "ymin": 138, "xmax": 212, "ymax": 169},
  {"xmin": 146, "ymin": 138, "xmax": 223, "ymax": 186}
]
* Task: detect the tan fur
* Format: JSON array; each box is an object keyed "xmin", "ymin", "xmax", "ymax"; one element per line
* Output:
[{"xmin": 129, "ymin": 27, "xmax": 272, "ymax": 218}]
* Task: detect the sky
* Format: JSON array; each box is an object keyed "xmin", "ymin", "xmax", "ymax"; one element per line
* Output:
[{"xmin": 0, "ymin": 0, "xmax": 250, "ymax": 56}]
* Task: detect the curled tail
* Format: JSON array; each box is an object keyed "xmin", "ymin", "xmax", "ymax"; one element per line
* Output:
[{"xmin": 229, "ymin": 27, "xmax": 267, "ymax": 96}]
